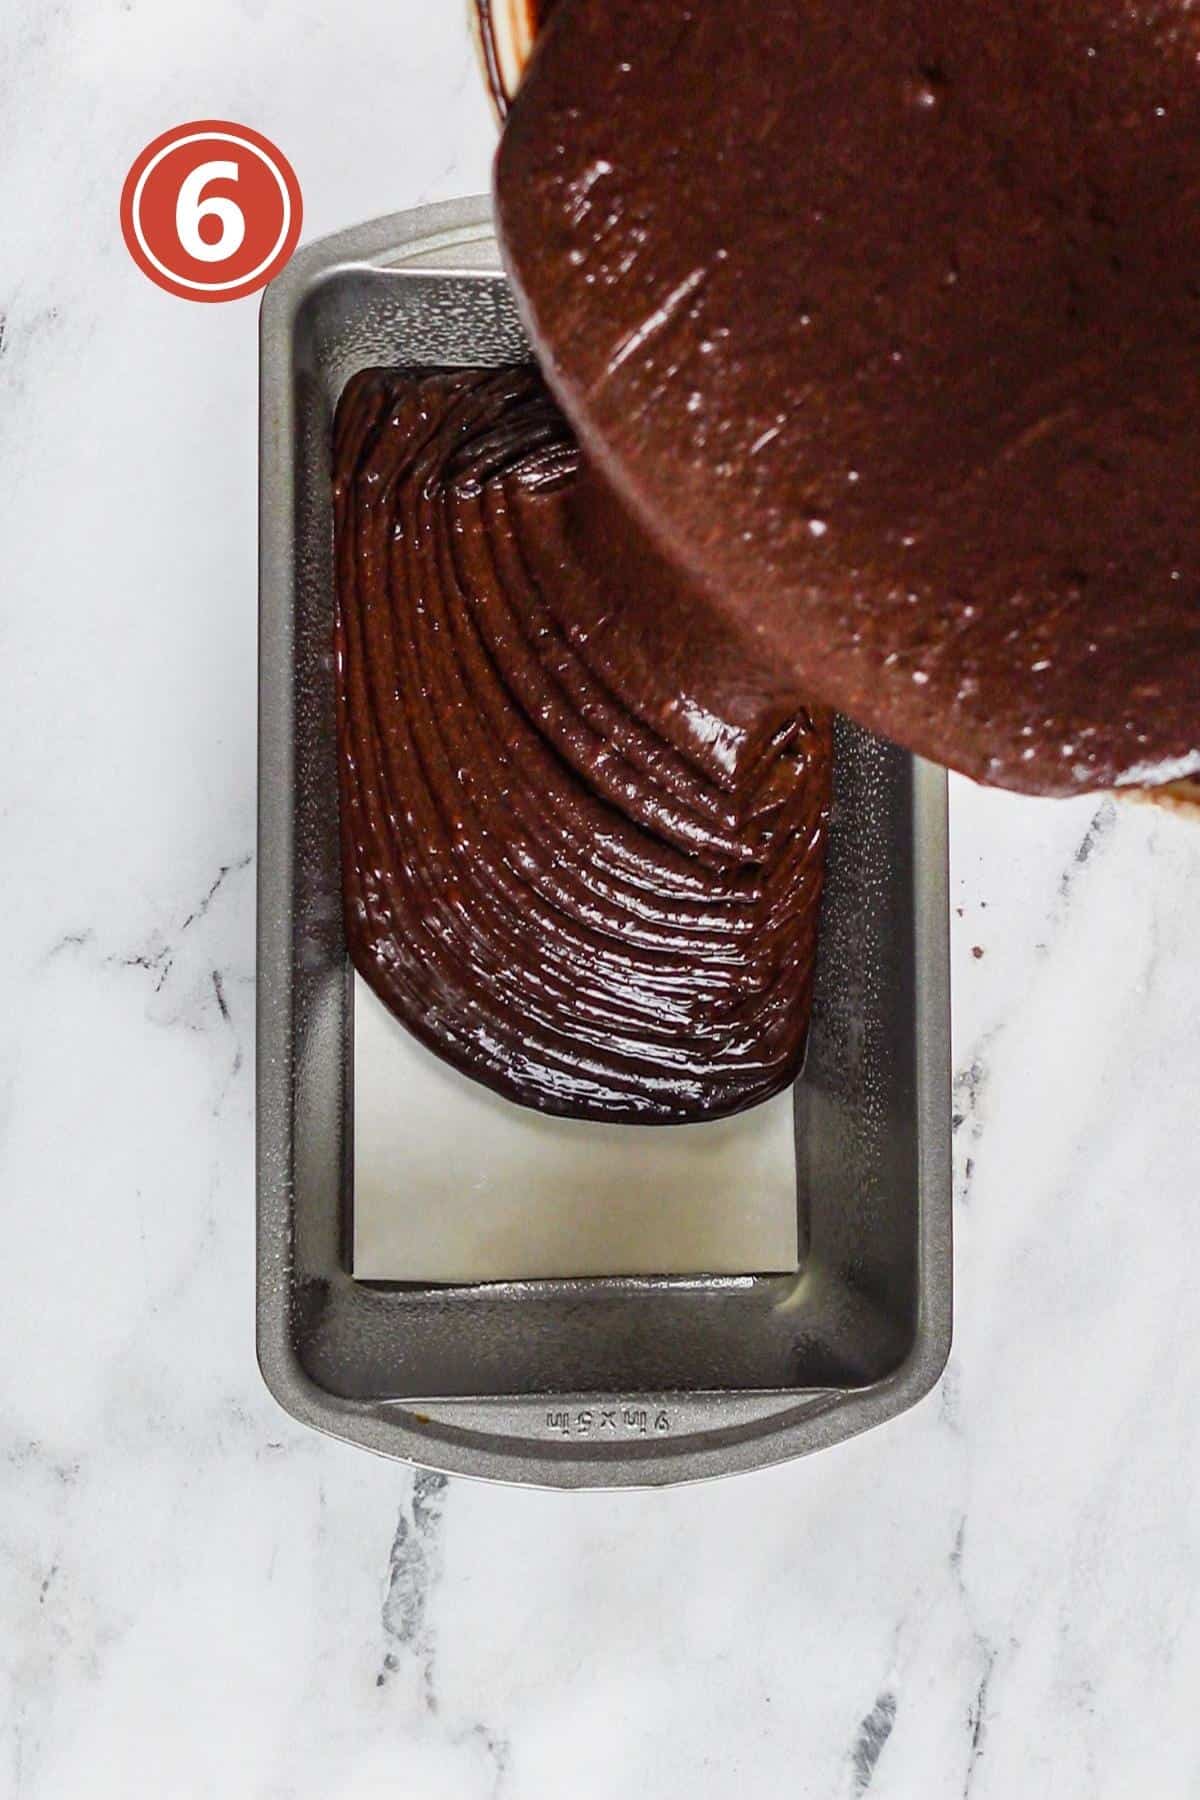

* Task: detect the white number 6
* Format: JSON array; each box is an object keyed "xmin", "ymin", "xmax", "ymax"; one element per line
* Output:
[{"xmin": 176, "ymin": 159, "xmax": 246, "ymax": 263}]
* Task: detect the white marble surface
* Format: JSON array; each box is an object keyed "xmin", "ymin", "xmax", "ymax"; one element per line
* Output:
[{"xmin": 3, "ymin": 4, "xmax": 1200, "ymax": 1795}]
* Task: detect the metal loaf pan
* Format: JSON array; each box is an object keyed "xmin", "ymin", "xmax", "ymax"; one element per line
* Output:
[{"xmin": 257, "ymin": 198, "xmax": 952, "ymax": 1487}]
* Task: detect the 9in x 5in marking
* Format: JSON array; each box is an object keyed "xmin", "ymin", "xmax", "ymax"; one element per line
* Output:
[{"xmin": 546, "ymin": 1404, "xmax": 672, "ymax": 1437}]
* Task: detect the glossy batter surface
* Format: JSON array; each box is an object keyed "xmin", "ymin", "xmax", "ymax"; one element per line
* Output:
[
  {"xmin": 497, "ymin": 0, "xmax": 1200, "ymax": 794},
  {"xmin": 334, "ymin": 368, "xmax": 831, "ymax": 1122}
]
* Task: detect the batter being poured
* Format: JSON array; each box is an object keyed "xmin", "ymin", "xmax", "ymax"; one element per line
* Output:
[
  {"xmin": 496, "ymin": 0, "xmax": 1200, "ymax": 795},
  {"xmin": 335, "ymin": 0, "xmax": 1200, "ymax": 1118}
]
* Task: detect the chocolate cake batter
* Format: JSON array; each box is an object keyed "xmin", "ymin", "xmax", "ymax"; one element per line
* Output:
[
  {"xmin": 334, "ymin": 368, "xmax": 831, "ymax": 1122},
  {"xmin": 496, "ymin": 0, "xmax": 1200, "ymax": 795}
]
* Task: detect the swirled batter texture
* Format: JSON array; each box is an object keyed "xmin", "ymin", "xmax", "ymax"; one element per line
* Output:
[
  {"xmin": 334, "ymin": 368, "xmax": 831, "ymax": 1123},
  {"xmin": 497, "ymin": 0, "xmax": 1200, "ymax": 795}
]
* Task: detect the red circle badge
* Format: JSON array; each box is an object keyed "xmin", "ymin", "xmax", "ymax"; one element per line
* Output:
[{"xmin": 120, "ymin": 121, "xmax": 302, "ymax": 302}]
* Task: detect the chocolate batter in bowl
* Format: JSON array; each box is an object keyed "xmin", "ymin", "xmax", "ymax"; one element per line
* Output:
[{"xmin": 493, "ymin": 0, "xmax": 1200, "ymax": 797}]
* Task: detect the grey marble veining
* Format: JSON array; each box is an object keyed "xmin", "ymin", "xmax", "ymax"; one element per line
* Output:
[{"xmin": 2, "ymin": 2, "xmax": 1200, "ymax": 1796}]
